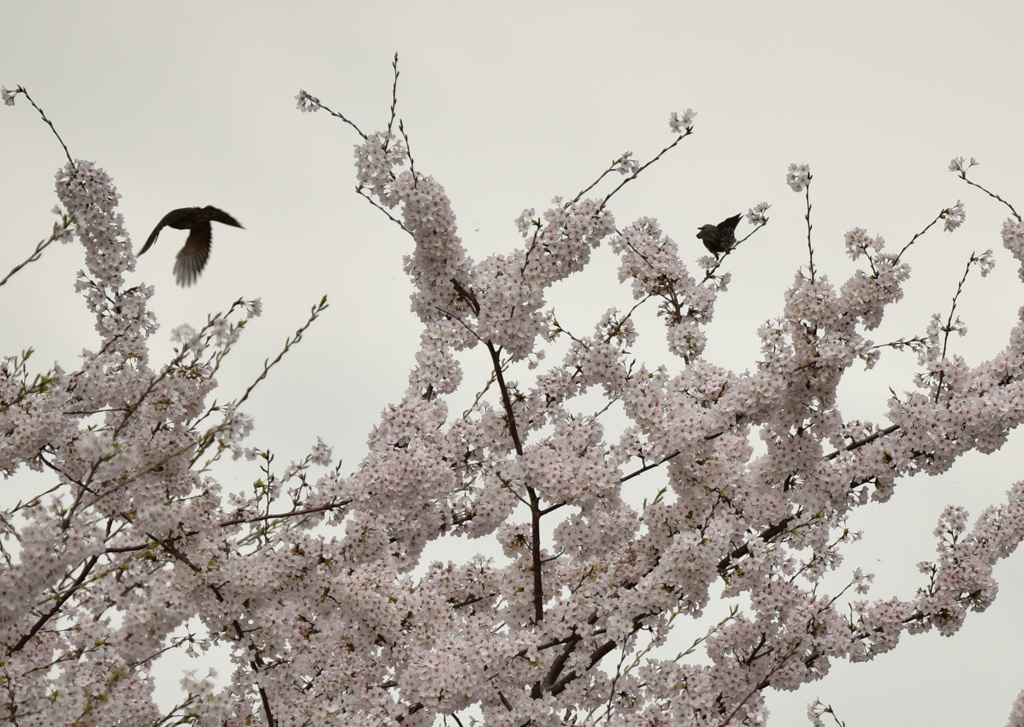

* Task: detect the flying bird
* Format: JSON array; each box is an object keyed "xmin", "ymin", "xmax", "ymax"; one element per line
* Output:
[
  {"xmin": 696, "ymin": 213, "xmax": 742, "ymax": 258},
  {"xmin": 139, "ymin": 206, "xmax": 243, "ymax": 287}
]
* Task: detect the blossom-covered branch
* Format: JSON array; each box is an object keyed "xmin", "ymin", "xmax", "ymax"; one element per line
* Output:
[{"xmin": 1, "ymin": 71, "xmax": 1022, "ymax": 727}]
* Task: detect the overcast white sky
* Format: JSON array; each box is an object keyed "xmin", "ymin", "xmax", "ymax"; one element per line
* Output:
[{"xmin": 3, "ymin": 2, "xmax": 1023, "ymax": 724}]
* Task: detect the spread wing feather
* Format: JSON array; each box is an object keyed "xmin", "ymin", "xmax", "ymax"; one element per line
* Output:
[
  {"xmin": 173, "ymin": 221, "xmax": 212, "ymax": 287},
  {"xmin": 140, "ymin": 206, "xmax": 242, "ymax": 286},
  {"xmin": 139, "ymin": 207, "xmax": 200, "ymax": 256}
]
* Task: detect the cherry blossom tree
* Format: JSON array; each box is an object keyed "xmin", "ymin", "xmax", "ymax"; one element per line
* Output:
[{"xmin": 2, "ymin": 65, "xmax": 1024, "ymax": 726}]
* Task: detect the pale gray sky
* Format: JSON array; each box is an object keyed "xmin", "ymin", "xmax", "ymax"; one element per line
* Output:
[{"xmin": 2, "ymin": 2, "xmax": 1023, "ymax": 724}]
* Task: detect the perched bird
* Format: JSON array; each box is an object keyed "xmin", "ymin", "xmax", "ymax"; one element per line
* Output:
[
  {"xmin": 139, "ymin": 206, "xmax": 243, "ymax": 287},
  {"xmin": 696, "ymin": 213, "xmax": 742, "ymax": 258}
]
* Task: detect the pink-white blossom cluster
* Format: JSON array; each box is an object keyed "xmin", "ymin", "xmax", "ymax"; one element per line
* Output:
[
  {"xmin": 2, "ymin": 88, "xmax": 1023, "ymax": 726},
  {"xmin": 0, "ymin": 151, "xmax": 279, "ymax": 724}
]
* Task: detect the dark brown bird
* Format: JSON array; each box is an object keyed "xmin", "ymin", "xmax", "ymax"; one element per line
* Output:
[
  {"xmin": 696, "ymin": 213, "xmax": 742, "ymax": 258},
  {"xmin": 139, "ymin": 206, "xmax": 243, "ymax": 287}
]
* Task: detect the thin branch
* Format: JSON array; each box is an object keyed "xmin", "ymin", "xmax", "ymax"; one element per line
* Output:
[
  {"xmin": 802, "ymin": 176, "xmax": 815, "ymax": 283},
  {"xmin": 932, "ymin": 254, "xmax": 975, "ymax": 402},
  {"xmin": 399, "ymin": 118, "xmax": 418, "ymax": 185},
  {"xmin": 7, "ymin": 554, "xmax": 100, "ymax": 655},
  {"xmin": 219, "ymin": 499, "xmax": 350, "ymax": 527},
  {"xmin": 357, "ymin": 187, "xmax": 413, "ymax": 235},
  {"xmin": 386, "ymin": 52, "xmax": 400, "ymax": 137},
  {"xmin": 10, "ymin": 86, "xmax": 75, "ymax": 168},
  {"xmin": 894, "ymin": 210, "xmax": 945, "ymax": 263},
  {"xmin": 0, "ymin": 219, "xmax": 72, "ymax": 287},
  {"xmin": 597, "ymin": 130, "xmax": 693, "ymax": 212},
  {"xmin": 528, "ymin": 487, "xmax": 545, "ymax": 624},
  {"xmin": 229, "ymin": 296, "xmax": 328, "ymax": 413},
  {"xmin": 486, "ymin": 341, "xmax": 523, "ymax": 456},
  {"xmin": 822, "ymin": 424, "xmax": 900, "ymax": 460},
  {"xmin": 307, "ymin": 94, "xmax": 367, "ymax": 140},
  {"xmin": 957, "ymin": 173, "xmax": 1021, "ymax": 222}
]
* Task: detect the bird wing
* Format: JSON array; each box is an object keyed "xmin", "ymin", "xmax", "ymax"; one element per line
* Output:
[
  {"xmin": 173, "ymin": 221, "xmax": 213, "ymax": 287},
  {"xmin": 139, "ymin": 207, "xmax": 198, "ymax": 256},
  {"xmin": 719, "ymin": 213, "xmax": 742, "ymax": 233},
  {"xmin": 206, "ymin": 206, "xmax": 243, "ymax": 229}
]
